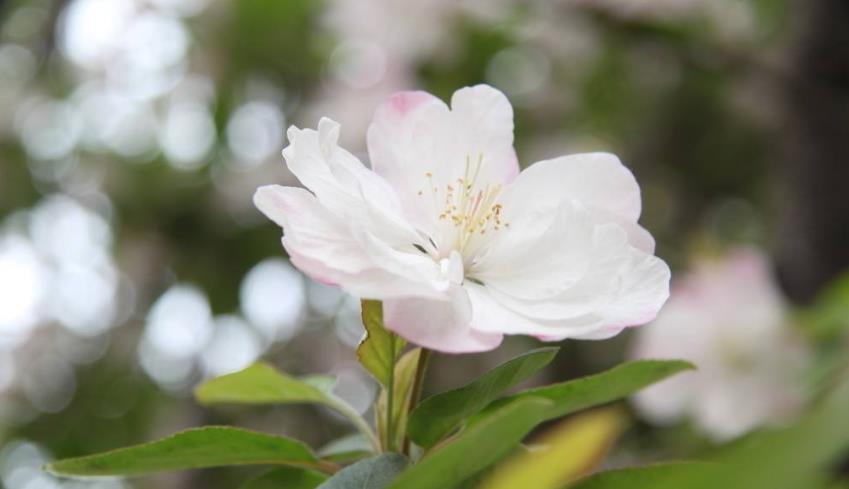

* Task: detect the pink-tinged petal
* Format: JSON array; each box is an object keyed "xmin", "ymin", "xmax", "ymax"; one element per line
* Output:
[
  {"xmin": 383, "ymin": 286, "xmax": 503, "ymax": 353},
  {"xmin": 283, "ymin": 117, "xmax": 403, "ymax": 222},
  {"xmin": 353, "ymin": 227, "xmax": 444, "ymax": 287},
  {"xmin": 366, "ymin": 85, "xmax": 519, "ymax": 234},
  {"xmin": 285, "ymin": 243, "xmax": 446, "ymax": 300},
  {"xmin": 267, "ymin": 118, "xmax": 462, "ymax": 301},
  {"xmin": 254, "ymin": 185, "xmax": 445, "ymax": 300},
  {"xmin": 366, "ymin": 90, "xmax": 448, "ymax": 231},
  {"xmin": 449, "ymin": 85, "xmax": 519, "ymax": 183},
  {"xmin": 386, "ymin": 90, "xmax": 435, "ymax": 117},
  {"xmin": 543, "ymin": 326, "xmax": 625, "ymax": 342},
  {"xmin": 254, "ymin": 185, "xmax": 372, "ymax": 274}
]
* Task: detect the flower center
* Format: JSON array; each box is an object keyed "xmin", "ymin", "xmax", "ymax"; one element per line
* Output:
[
  {"xmin": 438, "ymin": 250, "xmax": 464, "ymax": 286},
  {"xmin": 417, "ymin": 154, "xmax": 509, "ymax": 256}
]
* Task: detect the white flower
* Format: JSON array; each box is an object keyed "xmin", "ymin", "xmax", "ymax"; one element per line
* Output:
[
  {"xmin": 255, "ymin": 85, "xmax": 670, "ymax": 353},
  {"xmin": 631, "ymin": 249, "xmax": 811, "ymax": 441}
]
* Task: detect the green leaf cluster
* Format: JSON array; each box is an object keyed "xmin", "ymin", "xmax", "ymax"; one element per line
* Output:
[{"xmin": 46, "ymin": 300, "xmax": 703, "ymax": 488}]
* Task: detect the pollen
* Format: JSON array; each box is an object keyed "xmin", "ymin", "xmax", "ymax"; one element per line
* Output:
[{"xmin": 418, "ymin": 154, "xmax": 510, "ymax": 252}]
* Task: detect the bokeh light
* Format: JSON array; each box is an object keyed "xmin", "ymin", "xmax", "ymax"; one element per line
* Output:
[
  {"xmin": 240, "ymin": 258, "xmax": 306, "ymax": 342},
  {"xmin": 226, "ymin": 101, "xmax": 286, "ymax": 166},
  {"xmin": 200, "ymin": 315, "xmax": 262, "ymax": 378}
]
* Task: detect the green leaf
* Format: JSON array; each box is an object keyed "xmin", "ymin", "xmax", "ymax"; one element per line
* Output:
[
  {"xmin": 386, "ymin": 397, "xmax": 554, "ymax": 489},
  {"xmin": 800, "ymin": 270, "xmax": 849, "ymax": 339},
  {"xmin": 480, "ymin": 408, "xmax": 627, "ymax": 489},
  {"xmin": 408, "ymin": 347, "xmax": 559, "ymax": 448},
  {"xmin": 358, "ymin": 300, "xmax": 405, "ymax": 388},
  {"xmin": 317, "ymin": 453, "xmax": 408, "ymax": 489},
  {"xmin": 194, "ymin": 363, "xmax": 331, "ymax": 406},
  {"xmin": 377, "ymin": 348, "xmax": 422, "ymax": 450},
  {"xmin": 318, "ymin": 433, "xmax": 373, "ymax": 463},
  {"xmin": 476, "ymin": 360, "xmax": 694, "ymax": 425},
  {"xmin": 240, "ymin": 467, "xmax": 327, "ymax": 489},
  {"xmin": 194, "ymin": 363, "xmax": 380, "ymax": 451},
  {"xmin": 46, "ymin": 426, "xmax": 330, "ymax": 477},
  {"xmin": 567, "ymin": 463, "xmax": 710, "ymax": 489}
]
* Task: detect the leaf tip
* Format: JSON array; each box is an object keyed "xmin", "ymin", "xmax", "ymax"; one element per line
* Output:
[{"xmin": 671, "ymin": 359, "xmax": 698, "ymax": 372}]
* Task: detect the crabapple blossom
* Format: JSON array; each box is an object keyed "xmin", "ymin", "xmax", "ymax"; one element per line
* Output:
[
  {"xmin": 631, "ymin": 249, "xmax": 811, "ymax": 440},
  {"xmin": 255, "ymin": 84, "xmax": 670, "ymax": 353}
]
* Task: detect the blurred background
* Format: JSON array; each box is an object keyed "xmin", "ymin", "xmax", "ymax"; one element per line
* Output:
[{"xmin": 1, "ymin": 0, "xmax": 848, "ymax": 487}]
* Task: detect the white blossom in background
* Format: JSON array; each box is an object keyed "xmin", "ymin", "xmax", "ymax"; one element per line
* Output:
[
  {"xmin": 256, "ymin": 85, "xmax": 670, "ymax": 353},
  {"xmin": 631, "ymin": 249, "xmax": 811, "ymax": 441}
]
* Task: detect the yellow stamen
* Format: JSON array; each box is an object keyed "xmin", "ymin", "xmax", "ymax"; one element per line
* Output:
[{"xmin": 415, "ymin": 154, "xmax": 511, "ymax": 252}]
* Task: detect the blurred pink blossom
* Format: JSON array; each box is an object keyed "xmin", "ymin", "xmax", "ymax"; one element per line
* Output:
[{"xmin": 631, "ymin": 249, "xmax": 811, "ymax": 441}]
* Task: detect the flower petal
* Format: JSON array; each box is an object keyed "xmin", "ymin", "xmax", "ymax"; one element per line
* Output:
[
  {"xmin": 465, "ymin": 283, "xmax": 606, "ymax": 338},
  {"xmin": 503, "ymin": 152, "xmax": 641, "ymax": 219},
  {"xmin": 469, "ymin": 200, "xmax": 594, "ymax": 301},
  {"xmin": 275, "ymin": 117, "xmax": 459, "ymax": 290},
  {"xmin": 497, "ymin": 152, "xmax": 653, "ymax": 253},
  {"xmin": 284, "ymin": 117, "xmax": 403, "ymax": 223},
  {"xmin": 449, "ymin": 85, "xmax": 519, "ymax": 183},
  {"xmin": 383, "ymin": 286, "xmax": 503, "ymax": 353},
  {"xmin": 594, "ymin": 243, "xmax": 671, "ymax": 329},
  {"xmin": 487, "ymin": 225, "xmax": 668, "ymax": 322},
  {"xmin": 254, "ymin": 185, "xmax": 444, "ymax": 300},
  {"xmin": 465, "ymin": 225, "xmax": 670, "ymax": 340},
  {"xmin": 283, "ymin": 246, "xmax": 438, "ymax": 299},
  {"xmin": 254, "ymin": 185, "xmax": 372, "ymax": 274},
  {"xmin": 366, "ymin": 85, "xmax": 519, "ymax": 233}
]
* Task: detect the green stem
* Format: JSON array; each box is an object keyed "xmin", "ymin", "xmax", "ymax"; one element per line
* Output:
[
  {"xmin": 385, "ymin": 337, "xmax": 397, "ymax": 451},
  {"xmin": 328, "ymin": 399, "xmax": 381, "ymax": 453},
  {"xmin": 402, "ymin": 348, "xmax": 431, "ymax": 455}
]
